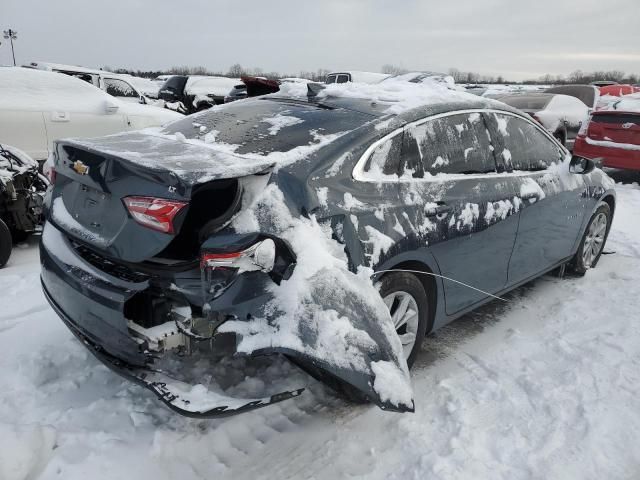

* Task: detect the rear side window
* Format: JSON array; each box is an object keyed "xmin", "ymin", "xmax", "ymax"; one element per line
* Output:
[
  {"xmin": 487, "ymin": 113, "xmax": 563, "ymax": 171},
  {"xmin": 337, "ymin": 74, "xmax": 350, "ymax": 84},
  {"xmin": 402, "ymin": 112, "xmax": 496, "ymax": 176},
  {"xmin": 362, "ymin": 133, "xmax": 403, "ymax": 176}
]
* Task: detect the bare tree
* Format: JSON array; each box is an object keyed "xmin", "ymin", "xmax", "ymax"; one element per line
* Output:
[
  {"xmin": 381, "ymin": 64, "xmax": 409, "ymax": 75},
  {"xmin": 227, "ymin": 63, "xmax": 245, "ymax": 77}
]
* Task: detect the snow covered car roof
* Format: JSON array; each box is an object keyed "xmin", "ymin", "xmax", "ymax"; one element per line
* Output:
[
  {"xmin": 0, "ymin": 67, "xmax": 119, "ymax": 113},
  {"xmin": 185, "ymin": 76, "xmax": 242, "ymax": 96},
  {"xmin": 62, "ymin": 82, "xmax": 519, "ymax": 187},
  {"xmin": 602, "ymin": 93, "xmax": 640, "ymax": 113},
  {"xmin": 0, "ymin": 67, "xmax": 181, "ymax": 124}
]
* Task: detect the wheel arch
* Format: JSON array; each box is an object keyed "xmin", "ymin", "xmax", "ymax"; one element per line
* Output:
[
  {"xmin": 600, "ymin": 193, "xmax": 615, "ymax": 219},
  {"xmin": 379, "ymin": 259, "xmax": 438, "ymax": 334}
]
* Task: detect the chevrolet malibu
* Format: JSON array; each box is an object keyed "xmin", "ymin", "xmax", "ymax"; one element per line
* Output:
[{"xmin": 40, "ymin": 82, "xmax": 616, "ymax": 417}]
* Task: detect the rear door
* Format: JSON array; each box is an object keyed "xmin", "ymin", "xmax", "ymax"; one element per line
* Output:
[
  {"xmin": 485, "ymin": 112, "xmax": 588, "ymax": 285},
  {"xmin": 43, "ymin": 84, "xmax": 128, "ymax": 152},
  {"xmin": 398, "ymin": 111, "xmax": 520, "ymax": 315}
]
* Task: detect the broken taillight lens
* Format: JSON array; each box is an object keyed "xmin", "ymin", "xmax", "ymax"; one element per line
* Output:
[
  {"xmin": 123, "ymin": 196, "xmax": 188, "ymax": 234},
  {"xmin": 200, "ymin": 239, "xmax": 276, "ymax": 273}
]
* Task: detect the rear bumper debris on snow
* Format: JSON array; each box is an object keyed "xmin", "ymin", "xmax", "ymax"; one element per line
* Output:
[{"xmin": 43, "ymin": 283, "xmax": 305, "ymax": 417}]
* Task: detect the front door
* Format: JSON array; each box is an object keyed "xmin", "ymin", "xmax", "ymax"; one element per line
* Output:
[{"xmin": 485, "ymin": 111, "xmax": 589, "ymax": 285}]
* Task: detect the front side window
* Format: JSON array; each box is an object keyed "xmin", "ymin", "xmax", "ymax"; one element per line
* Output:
[
  {"xmin": 104, "ymin": 78, "xmax": 137, "ymax": 98},
  {"xmin": 402, "ymin": 112, "xmax": 496, "ymax": 176},
  {"xmin": 487, "ymin": 113, "xmax": 563, "ymax": 171}
]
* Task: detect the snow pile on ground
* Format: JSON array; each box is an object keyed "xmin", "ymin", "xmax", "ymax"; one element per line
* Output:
[
  {"xmin": 225, "ymin": 183, "xmax": 413, "ymax": 409},
  {"xmin": 1, "ymin": 175, "xmax": 640, "ymax": 479}
]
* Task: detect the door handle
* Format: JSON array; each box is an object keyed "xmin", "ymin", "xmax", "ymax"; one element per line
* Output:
[
  {"xmin": 50, "ymin": 111, "xmax": 70, "ymax": 122},
  {"xmin": 521, "ymin": 193, "xmax": 540, "ymax": 201},
  {"xmin": 425, "ymin": 202, "xmax": 452, "ymax": 217}
]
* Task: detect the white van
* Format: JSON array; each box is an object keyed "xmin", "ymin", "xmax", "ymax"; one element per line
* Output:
[
  {"xmin": 25, "ymin": 61, "xmax": 148, "ymax": 104},
  {"xmin": 0, "ymin": 67, "xmax": 182, "ymax": 162},
  {"xmin": 325, "ymin": 71, "xmax": 390, "ymax": 84}
]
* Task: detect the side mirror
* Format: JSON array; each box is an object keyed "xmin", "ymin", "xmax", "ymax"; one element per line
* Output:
[
  {"xmin": 104, "ymin": 101, "xmax": 119, "ymax": 114},
  {"xmin": 569, "ymin": 155, "xmax": 595, "ymax": 175},
  {"xmin": 139, "ymin": 95, "xmax": 147, "ymax": 104}
]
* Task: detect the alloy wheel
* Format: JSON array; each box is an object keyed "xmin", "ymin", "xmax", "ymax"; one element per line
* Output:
[
  {"xmin": 582, "ymin": 212, "xmax": 608, "ymax": 268},
  {"xmin": 383, "ymin": 291, "xmax": 420, "ymax": 359}
]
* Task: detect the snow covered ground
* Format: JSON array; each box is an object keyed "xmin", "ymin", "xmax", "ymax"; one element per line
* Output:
[{"xmin": 1, "ymin": 173, "xmax": 640, "ymax": 480}]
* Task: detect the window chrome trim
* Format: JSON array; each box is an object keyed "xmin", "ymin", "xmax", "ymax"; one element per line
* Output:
[{"xmin": 352, "ymin": 108, "xmax": 566, "ymax": 183}]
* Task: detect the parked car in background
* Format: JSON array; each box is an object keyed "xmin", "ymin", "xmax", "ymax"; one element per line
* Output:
[
  {"xmin": 158, "ymin": 75, "xmax": 240, "ymax": 114},
  {"xmin": 545, "ymin": 85, "xmax": 600, "ymax": 111},
  {"xmin": 224, "ymin": 76, "xmax": 280, "ymax": 103},
  {"xmin": 25, "ymin": 61, "xmax": 151, "ymax": 104},
  {"xmin": 0, "ymin": 144, "xmax": 48, "ymax": 268},
  {"xmin": 0, "ymin": 67, "xmax": 182, "ymax": 162},
  {"xmin": 325, "ymin": 71, "xmax": 390, "ymax": 84},
  {"xmin": 591, "ymin": 81, "xmax": 619, "ymax": 87},
  {"xmin": 599, "ymin": 84, "xmax": 640, "ymax": 97},
  {"xmin": 41, "ymin": 83, "xmax": 615, "ymax": 418},
  {"xmin": 119, "ymin": 74, "xmax": 161, "ymax": 100},
  {"xmin": 574, "ymin": 94, "xmax": 640, "ymax": 171},
  {"xmin": 493, "ymin": 93, "xmax": 589, "ymax": 148},
  {"xmin": 381, "ymin": 71, "xmax": 457, "ymax": 89},
  {"xmin": 224, "ymin": 76, "xmax": 313, "ymax": 103}
]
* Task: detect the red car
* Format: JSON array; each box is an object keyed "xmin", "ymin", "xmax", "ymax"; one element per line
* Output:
[
  {"xmin": 599, "ymin": 84, "xmax": 640, "ymax": 97},
  {"xmin": 574, "ymin": 96, "xmax": 640, "ymax": 170}
]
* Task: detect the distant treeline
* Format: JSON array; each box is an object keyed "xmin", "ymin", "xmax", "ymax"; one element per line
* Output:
[{"xmin": 103, "ymin": 63, "xmax": 639, "ymax": 85}]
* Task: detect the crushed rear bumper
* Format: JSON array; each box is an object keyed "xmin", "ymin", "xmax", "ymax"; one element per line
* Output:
[{"xmin": 40, "ymin": 222, "xmax": 305, "ymax": 417}]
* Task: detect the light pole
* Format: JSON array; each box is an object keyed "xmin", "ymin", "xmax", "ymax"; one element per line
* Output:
[{"xmin": 3, "ymin": 29, "xmax": 17, "ymax": 66}]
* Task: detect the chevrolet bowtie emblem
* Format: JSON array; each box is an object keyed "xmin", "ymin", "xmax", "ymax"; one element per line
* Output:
[{"xmin": 72, "ymin": 160, "xmax": 90, "ymax": 175}]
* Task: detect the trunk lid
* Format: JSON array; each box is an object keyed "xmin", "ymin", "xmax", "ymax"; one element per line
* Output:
[
  {"xmin": 49, "ymin": 133, "xmax": 275, "ymax": 263},
  {"xmin": 588, "ymin": 111, "xmax": 640, "ymax": 145}
]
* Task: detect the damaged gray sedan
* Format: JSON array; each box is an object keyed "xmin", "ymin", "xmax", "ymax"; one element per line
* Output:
[{"xmin": 40, "ymin": 81, "xmax": 615, "ymax": 417}]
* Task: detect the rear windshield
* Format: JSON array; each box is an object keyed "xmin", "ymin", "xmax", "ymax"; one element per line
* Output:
[
  {"xmin": 162, "ymin": 98, "xmax": 370, "ymax": 155},
  {"xmin": 161, "ymin": 75, "xmax": 186, "ymax": 92},
  {"xmin": 499, "ymin": 95, "xmax": 552, "ymax": 110}
]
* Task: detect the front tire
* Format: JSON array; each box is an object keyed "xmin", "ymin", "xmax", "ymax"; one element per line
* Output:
[
  {"xmin": 570, "ymin": 202, "xmax": 611, "ymax": 275},
  {"xmin": 0, "ymin": 218, "xmax": 12, "ymax": 268}
]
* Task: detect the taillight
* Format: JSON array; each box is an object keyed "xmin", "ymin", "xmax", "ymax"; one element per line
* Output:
[
  {"xmin": 578, "ymin": 116, "xmax": 591, "ymax": 137},
  {"xmin": 201, "ymin": 239, "xmax": 276, "ymax": 273},
  {"xmin": 123, "ymin": 196, "xmax": 188, "ymax": 234},
  {"xmin": 200, "ymin": 239, "xmax": 277, "ymax": 298}
]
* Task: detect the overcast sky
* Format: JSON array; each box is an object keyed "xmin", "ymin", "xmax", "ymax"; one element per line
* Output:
[{"xmin": 1, "ymin": 0, "xmax": 638, "ymax": 80}]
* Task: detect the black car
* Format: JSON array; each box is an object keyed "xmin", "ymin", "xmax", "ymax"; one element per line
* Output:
[
  {"xmin": 0, "ymin": 144, "xmax": 48, "ymax": 267},
  {"xmin": 158, "ymin": 75, "xmax": 239, "ymax": 114},
  {"xmin": 40, "ymin": 86, "xmax": 615, "ymax": 417}
]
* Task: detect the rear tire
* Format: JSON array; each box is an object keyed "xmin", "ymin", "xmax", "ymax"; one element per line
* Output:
[
  {"xmin": 0, "ymin": 218, "xmax": 12, "ymax": 268},
  {"xmin": 378, "ymin": 272, "xmax": 429, "ymax": 369},
  {"xmin": 570, "ymin": 202, "xmax": 611, "ymax": 276}
]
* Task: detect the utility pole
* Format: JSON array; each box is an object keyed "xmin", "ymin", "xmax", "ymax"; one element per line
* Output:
[{"xmin": 3, "ymin": 29, "xmax": 17, "ymax": 66}]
